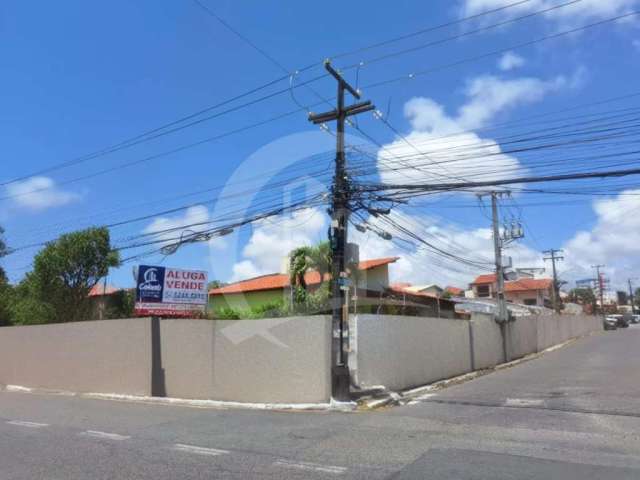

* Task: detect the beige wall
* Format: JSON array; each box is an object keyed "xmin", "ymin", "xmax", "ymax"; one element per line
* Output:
[
  {"xmin": 0, "ymin": 318, "xmax": 152, "ymax": 396},
  {"xmin": 156, "ymin": 316, "xmax": 332, "ymax": 403},
  {"xmin": 0, "ymin": 316, "xmax": 331, "ymax": 404},
  {"xmin": 0, "ymin": 312, "xmax": 602, "ymax": 401},
  {"xmin": 469, "ymin": 313, "xmax": 504, "ymax": 370},
  {"xmin": 210, "ymin": 316, "xmax": 331, "ymax": 403},
  {"xmin": 351, "ymin": 314, "xmax": 471, "ymax": 391},
  {"xmin": 357, "ymin": 265, "xmax": 389, "ymax": 291},
  {"xmin": 158, "ymin": 319, "xmax": 215, "ymax": 399},
  {"xmin": 352, "ymin": 312, "xmax": 603, "ymax": 392}
]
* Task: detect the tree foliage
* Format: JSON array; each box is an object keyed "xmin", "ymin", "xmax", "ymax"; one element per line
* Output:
[
  {"xmin": 567, "ymin": 287, "xmax": 597, "ymax": 309},
  {"xmin": 0, "ymin": 226, "xmax": 12, "ymax": 325},
  {"xmin": 288, "ymin": 241, "xmax": 332, "ymax": 304},
  {"xmin": 10, "ymin": 227, "xmax": 120, "ymax": 324}
]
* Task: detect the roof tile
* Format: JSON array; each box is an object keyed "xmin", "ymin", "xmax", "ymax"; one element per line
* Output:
[{"xmin": 211, "ymin": 257, "xmax": 398, "ymax": 295}]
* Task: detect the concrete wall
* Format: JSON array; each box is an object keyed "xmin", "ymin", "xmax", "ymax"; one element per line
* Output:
[
  {"xmin": 0, "ymin": 318, "xmax": 152, "ymax": 396},
  {"xmin": 0, "ymin": 312, "xmax": 601, "ymax": 401},
  {"xmin": 508, "ymin": 314, "xmax": 539, "ymax": 359},
  {"xmin": 352, "ymin": 313, "xmax": 602, "ymax": 392},
  {"xmin": 159, "ymin": 316, "xmax": 332, "ymax": 403},
  {"xmin": 210, "ymin": 316, "xmax": 331, "ymax": 403},
  {"xmin": 351, "ymin": 314, "xmax": 471, "ymax": 391},
  {"xmin": 158, "ymin": 319, "xmax": 214, "ymax": 399},
  {"xmin": 0, "ymin": 316, "xmax": 332, "ymax": 404},
  {"xmin": 469, "ymin": 313, "xmax": 503, "ymax": 370}
]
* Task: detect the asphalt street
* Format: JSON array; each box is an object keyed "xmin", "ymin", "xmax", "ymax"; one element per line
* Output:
[{"xmin": 1, "ymin": 326, "xmax": 639, "ymax": 479}]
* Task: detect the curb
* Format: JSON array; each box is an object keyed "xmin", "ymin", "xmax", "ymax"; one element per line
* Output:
[{"xmin": 0, "ymin": 385, "xmax": 356, "ymax": 412}]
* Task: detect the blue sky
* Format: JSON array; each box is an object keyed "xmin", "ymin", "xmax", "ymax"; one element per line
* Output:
[{"xmin": 2, "ymin": 0, "xmax": 640, "ymax": 290}]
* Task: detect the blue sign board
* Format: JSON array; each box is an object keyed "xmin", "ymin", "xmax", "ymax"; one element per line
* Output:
[{"xmin": 136, "ymin": 265, "xmax": 166, "ymax": 303}]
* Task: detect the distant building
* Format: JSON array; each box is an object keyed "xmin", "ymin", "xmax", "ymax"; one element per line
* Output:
[
  {"xmin": 209, "ymin": 257, "xmax": 398, "ymax": 314},
  {"xmin": 402, "ymin": 284, "xmax": 444, "ymax": 297},
  {"xmin": 469, "ymin": 273, "xmax": 553, "ymax": 308},
  {"xmin": 444, "ymin": 286, "xmax": 464, "ymax": 297}
]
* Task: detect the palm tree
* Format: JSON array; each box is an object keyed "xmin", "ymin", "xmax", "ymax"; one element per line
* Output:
[
  {"xmin": 289, "ymin": 246, "xmax": 313, "ymax": 291},
  {"xmin": 288, "ymin": 242, "xmax": 332, "ymax": 304}
]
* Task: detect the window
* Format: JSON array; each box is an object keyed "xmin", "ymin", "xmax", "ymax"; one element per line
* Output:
[
  {"xmin": 477, "ymin": 285, "xmax": 491, "ymax": 297},
  {"xmin": 523, "ymin": 298, "xmax": 537, "ymax": 306}
]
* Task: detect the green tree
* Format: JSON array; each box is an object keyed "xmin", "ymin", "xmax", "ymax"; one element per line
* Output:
[
  {"xmin": 567, "ymin": 287, "xmax": 597, "ymax": 310},
  {"xmin": 288, "ymin": 241, "xmax": 332, "ymax": 305},
  {"xmin": 12, "ymin": 227, "xmax": 119, "ymax": 324},
  {"xmin": 207, "ymin": 280, "xmax": 226, "ymax": 290},
  {"xmin": 0, "ymin": 226, "xmax": 12, "ymax": 325}
]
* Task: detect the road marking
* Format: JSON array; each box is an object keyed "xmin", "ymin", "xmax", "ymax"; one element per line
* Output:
[
  {"xmin": 81, "ymin": 430, "xmax": 130, "ymax": 441},
  {"xmin": 505, "ymin": 398, "xmax": 545, "ymax": 407},
  {"xmin": 6, "ymin": 420, "xmax": 48, "ymax": 428},
  {"xmin": 273, "ymin": 459, "xmax": 347, "ymax": 474},
  {"xmin": 173, "ymin": 444, "xmax": 230, "ymax": 457}
]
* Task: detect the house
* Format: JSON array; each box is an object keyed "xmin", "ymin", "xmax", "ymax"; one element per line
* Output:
[
  {"xmin": 402, "ymin": 284, "xmax": 444, "ymax": 297},
  {"xmin": 444, "ymin": 286, "xmax": 464, "ymax": 297},
  {"xmin": 469, "ymin": 273, "xmax": 553, "ymax": 308},
  {"xmin": 209, "ymin": 257, "xmax": 398, "ymax": 314},
  {"xmin": 87, "ymin": 284, "xmax": 126, "ymax": 319},
  {"xmin": 386, "ymin": 283, "xmax": 456, "ymax": 318}
]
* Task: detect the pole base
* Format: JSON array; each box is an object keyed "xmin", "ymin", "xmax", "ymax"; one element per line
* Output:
[{"xmin": 332, "ymin": 365, "xmax": 351, "ymax": 401}]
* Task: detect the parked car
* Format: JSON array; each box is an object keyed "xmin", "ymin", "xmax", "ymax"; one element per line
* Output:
[
  {"xmin": 619, "ymin": 314, "xmax": 632, "ymax": 328},
  {"xmin": 631, "ymin": 314, "xmax": 640, "ymax": 324},
  {"xmin": 607, "ymin": 314, "xmax": 629, "ymax": 328},
  {"xmin": 604, "ymin": 316, "xmax": 618, "ymax": 330}
]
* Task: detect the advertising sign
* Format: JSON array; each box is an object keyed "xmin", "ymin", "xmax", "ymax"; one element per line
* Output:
[
  {"xmin": 576, "ymin": 278, "xmax": 594, "ymax": 288},
  {"xmin": 135, "ymin": 265, "xmax": 208, "ymax": 317}
]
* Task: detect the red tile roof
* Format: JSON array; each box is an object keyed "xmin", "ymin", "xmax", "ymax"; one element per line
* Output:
[
  {"xmin": 387, "ymin": 284, "xmax": 439, "ymax": 299},
  {"xmin": 88, "ymin": 284, "xmax": 119, "ymax": 297},
  {"xmin": 389, "ymin": 282, "xmax": 412, "ymax": 291},
  {"xmin": 471, "ymin": 273, "xmax": 497, "ymax": 285},
  {"xmin": 505, "ymin": 278, "xmax": 553, "ymax": 292},
  {"xmin": 445, "ymin": 286, "xmax": 464, "ymax": 296},
  {"xmin": 211, "ymin": 257, "xmax": 398, "ymax": 295},
  {"xmin": 471, "ymin": 274, "xmax": 553, "ymax": 293}
]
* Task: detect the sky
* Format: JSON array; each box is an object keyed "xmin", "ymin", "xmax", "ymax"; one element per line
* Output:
[{"xmin": 2, "ymin": 0, "xmax": 640, "ymax": 292}]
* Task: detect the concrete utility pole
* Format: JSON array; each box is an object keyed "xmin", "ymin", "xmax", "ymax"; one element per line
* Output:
[
  {"xmin": 628, "ymin": 278, "xmax": 636, "ymax": 314},
  {"xmin": 543, "ymin": 249, "xmax": 564, "ymax": 313},
  {"xmin": 591, "ymin": 264, "xmax": 606, "ymax": 315},
  {"xmin": 308, "ymin": 60, "xmax": 374, "ymax": 401},
  {"xmin": 484, "ymin": 191, "xmax": 523, "ymax": 363}
]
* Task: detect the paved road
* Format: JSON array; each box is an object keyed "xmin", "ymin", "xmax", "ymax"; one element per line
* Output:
[{"xmin": 1, "ymin": 326, "xmax": 639, "ymax": 479}]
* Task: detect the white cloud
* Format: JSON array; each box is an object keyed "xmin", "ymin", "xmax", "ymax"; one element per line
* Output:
[
  {"xmin": 142, "ymin": 205, "xmax": 226, "ymax": 250},
  {"xmin": 5, "ymin": 176, "xmax": 80, "ymax": 210},
  {"xmin": 498, "ymin": 51, "xmax": 525, "ymax": 71},
  {"xmin": 378, "ymin": 72, "xmax": 569, "ymax": 188},
  {"xmin": 230, "ymin": 208, "xmax": 326, "ymax": 281},
  {"xmin": 458, "ymin": 74, "xmax": 567, "ymax": 129},
  {"xmin": 560, "ymin": 189, "xmax": 640, "ymax": 288},
  {"xmin": 460, "ymin": 0, "xmax": 638, "ymax": 27},
  {"xmin": 368, "ymin": 69, "xmax": 578, "ymax": 287}
]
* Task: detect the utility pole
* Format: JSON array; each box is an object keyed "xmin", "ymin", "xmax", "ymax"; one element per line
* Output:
[
  {"xmin": 591, "ymin": 264, "xmax": 606, "ymax": 315},
  {"xmin": 628, "ymin": 278, "xmax": 636, "ymax": 314},
  {"xmin": 481, "ymin": 191, "xmax": 523, "ymax": 362},
  {"xmin": 543, "ymin": 249, "xmax": 564, "ymax": 313},
  {"xmin": 308, "ymin": 60, "xmax": 374, "ymax": 401},
  {"xmin": 490, "ymin": 193, "xmax": 508, "ymax": 328}
]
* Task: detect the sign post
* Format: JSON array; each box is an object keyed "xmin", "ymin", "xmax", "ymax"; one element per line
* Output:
[{"xmin": 135, "ymin": 265, "xmax": 208, "ymax": 317}]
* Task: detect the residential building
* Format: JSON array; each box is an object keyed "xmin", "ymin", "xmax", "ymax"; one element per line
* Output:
[
  {"xmin": 444, "ymin": 286, "xmax": 464, "ymax": 297},
  {"xmin": 209, "ymin": 257, "xmax": 398, "ymax": 314},
  {"xmin": 469, "ymin": 273, "xmax": 553, "ymax": 308},
  {"xmin": 402, "ymin": 284, "xmax": 444, "ymax": 297}
]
